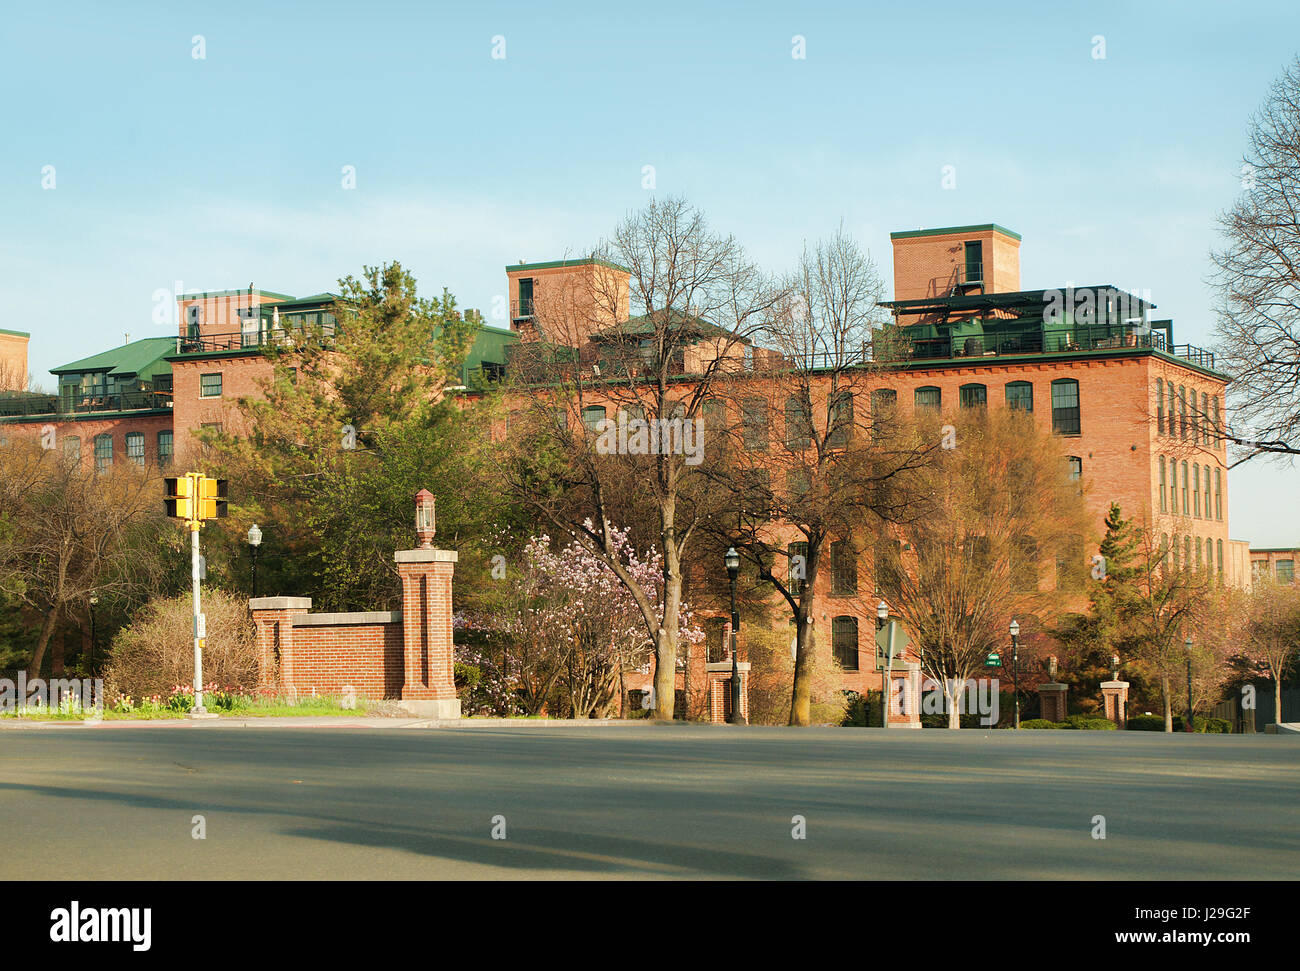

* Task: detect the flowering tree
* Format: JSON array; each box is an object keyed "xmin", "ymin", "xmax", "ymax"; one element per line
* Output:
[{"xmin": 492, "ymin": 523, "xmax": 705, "ymax": 718}]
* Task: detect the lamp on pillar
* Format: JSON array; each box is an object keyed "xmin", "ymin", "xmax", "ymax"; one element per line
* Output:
[
  {"xmin": 247, "ymin": 523, "xmax": 262, "ymax": 598},
  {"xmin": 725, "ymin": 546, "xmax": 744, "ymax": 725},
  {"xmin": 415, "ymin": 489, "xmax": 437, "ymax": 550}
]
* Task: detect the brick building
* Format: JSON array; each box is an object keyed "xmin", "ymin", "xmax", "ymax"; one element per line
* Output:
[{"xmin": 0, "ymin": 220, "xmax": 1262, "ymax": 715}]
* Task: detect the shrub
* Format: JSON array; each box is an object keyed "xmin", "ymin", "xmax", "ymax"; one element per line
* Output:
[
  {"xmin": 842, "ymin": 690, "xmax": 882, "ymax": 727},
  {"xmin": 1065, "ymin": 714, "xmax": 1118, "ymax": 730},
  {"xmin": 745, "ymin": 624, "xmax": 846, "ymax": 726},
  {"xmin": 1126, "ymin": 713, "xmax": 1166, "ymax": 731},
  {"xmin": 104, "ymin": 589, "xmax": 259, "ymax": 701},
  {"xmin": 1018, "ymin": 718, "xmax": 1065, "ymax": 729}
]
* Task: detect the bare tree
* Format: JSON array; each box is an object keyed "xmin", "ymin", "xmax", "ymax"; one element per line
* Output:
[
  {"xmin": 1243, "ymin": 578, "xmax": 1300, "ymax": 725},
  {"xmin": 1212, "ymin": 56, "xmax": 1300, "ymax": 461},
  {"xmin": 704, "ymin": 229, "xmax": 936, "ymax": 725},
  {"xmin": 498, "ymin": 197, "xmax": 780, "ymax": 720},
  {"xmin": 0, "ymin": 438, "xmax": 168, "ymax": 677},
  {"xmin": 876, "ymin": 408, "xmax": 1093, "ymax": 728}
]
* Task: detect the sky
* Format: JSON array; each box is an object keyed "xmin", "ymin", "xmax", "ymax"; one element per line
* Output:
[{"xmin": 3, "ymin": 0, "xmax": 1298, "ymax": 543}]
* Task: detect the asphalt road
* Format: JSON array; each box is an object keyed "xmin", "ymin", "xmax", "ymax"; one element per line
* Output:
[{"xmin": 1, "ymin": 722, "xmax": 1296, "ymax": 879}]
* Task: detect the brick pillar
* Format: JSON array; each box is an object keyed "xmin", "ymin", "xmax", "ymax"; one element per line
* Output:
[
  {"xmin": 1038, "ymin": 682, "xmax": 1069, "ymax": 722},
  {"xmin": 394, "ymin": 549, "xmax": 460, "ymax": 719},
  {"xmin": 886, "ymin": 662, "xmax": 923, "ymax": 728},
  {"xmin": 249, "ymin": 597, "xmax": 312, "ymax": 691},
  {"xmin": 705, "ymin": 662, "xmax": 749, "ymax": 724},
  {"xmin": 1101, "ymin": 680, "xmax": 1130, "ymax": 728}
]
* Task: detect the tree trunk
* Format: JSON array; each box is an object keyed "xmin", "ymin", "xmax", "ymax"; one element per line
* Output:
[
  {"xmin": 1275, "ymin": 676, "xmax": 1283, "ymax": 727},
  {"xmin": 947, "ymin": 678, "xmax": 962, "ymax": 730},
  {"xmin": 789, "ymin": 611, "xmax": 813, "ymax": 726},
  {"xmin": 1161, "ymin": 676, "xmax": 1173, "ymax": 732},
  {"xmin": 26, "ymin": 605, "xmax": 62, "ymax": 679}
]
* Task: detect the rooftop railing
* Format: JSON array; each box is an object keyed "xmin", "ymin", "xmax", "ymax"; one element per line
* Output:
[{"xmin": 0, "ymin": 389, "xmax": 172, "ymax": 418}]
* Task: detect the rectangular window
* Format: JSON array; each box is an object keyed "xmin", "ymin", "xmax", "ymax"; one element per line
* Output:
[
  {"xmin": 831, "ymin": 539, "xmax": 857, "ymax": 597},
  {"xmin": 963, "ymin": 241, "xmax": 983, "ymax": 284},
  {"xmin": 1051, "ymin": 380, "xmax": 1081, "ymax": 435},
  {"xmin": 1012, "ymin": 536, "xmax": 1039, "ymax": 592},
  {"xmin": 581, "ymin": 405, "xmax": 606, "ymax": 432},
  {"xmin": 1182, "ymin": 462, "xmax": 1189, "ymax": 515},
  {"xmin": 1159, "ymin": 457, "xmax": 1167, "ymax": 512},
  {"xmin": 158, "ymin": 430, "xmax": 173, "ymax": 468},
  {"xmin": 828, "ymin": 391, "xmax": 853, "ymax": 447},
  {"xmin": 832, "ymin": 616, "xmax": 860, "ymax": 671},
  {"xmin": 1066, "ymin": 456, "xmax": 1083, "ymax": 481},
  {"xmin": 1170, "ymin": 457, "xmax": 1178, "ymax": 513},
  {"xmin": 1278, "ymin": 560, "xmax": 1294, "ymax": 584},
  {"xmin": 1193, "ymin": 464, "xmax": 1200, "ymax": 517},
  {"xmin": 200, "ymin": 373, "xmax": 223, "ymax": 398},
  {"xmin": 1214, "ymin": 469, "xmax": 1222, "ymax": 520},
  {"xmin": 516, "ymin": 277, "xmax": 534, "ymax": 318},
  {"xmin": 1156, "ymin": 378, "xmax": 1164, "ymax": 434},
  {"xmin": 1203, "ymin": 467, "xmax": 1211, "ymax": 519},
  {"xmin": 63, "ymin": 435, "xmax": 81, "ymax": 467}
]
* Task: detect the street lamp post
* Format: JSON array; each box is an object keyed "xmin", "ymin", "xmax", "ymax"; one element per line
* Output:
[
  {"xmin": 725, "ymin": 547, "xmax": 744, "ymax": 725},
  {"xmin": 877, "ymin": 600, "xmax": 890, "ymax": 728},
  {"xmin": 1185, "ymin": 635, "xmax": 1195, "ymax": 733},
  {"xmin": 247, "ymin": 523, "xmax": 263, "ymax": 598},
  {"xmin": 88, "ymin": 595, "xmax": 98, "ymax": 675},
  {"xmin": 1010, "ymin": 619, "xmax": 1020, "ymax": 729}
]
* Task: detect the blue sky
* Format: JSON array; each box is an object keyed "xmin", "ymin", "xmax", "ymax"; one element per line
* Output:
[{"xmin": 3, "ymin": 1, "xmax": 1298, "ymax": 543}]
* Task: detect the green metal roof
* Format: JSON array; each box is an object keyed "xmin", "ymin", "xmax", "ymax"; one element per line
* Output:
[
  {"xmin": 50, "ymin": 337, "xmax": 176, "ymax": 380},
  {"xmin": 461, "ymin": 324, "xmax": 518, "ymax": 384},
  {"xmin": 506, "ymin": 257, "xmax": 632, "ymax": 274},
  {"xmin": 889, "ymin": 224, "xmax": 1022, "ymax": 242},
  {"xmin": 0, "ymin": 327, "xmax": 30, "ymax": 338}
]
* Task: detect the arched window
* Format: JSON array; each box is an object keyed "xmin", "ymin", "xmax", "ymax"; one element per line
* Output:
[
  {"xmin": 1185, "ymin": 535, "xmax": 1192, "ymax": 567},
  {"xmin": 828, "ymin": 390, "xmax": 854, "ymax": 447},
  {"xmin": 1193, "ymin": 463, "xmax": 1200, "ymax": 517},
  {"xmin": 959, "ymin": 383, "xmax": 987, "ymax": 409},
  {"xmin": 1203, "ymin": 466, "xmax": 1211, "ymax": 519},
  {"xmin": 788, "ymin": 541, "xmax": 809, "ymax": 597},
  {"xmin": 1212, "ymin": 396, "xmax": 1221, "ymax": 448},
  {"xmin": 1196, "ymin": 537, "xmax": 1203, "ymax": 569},
  {"xmin": 1051, "ymin": 379, "xmax": 1080, "ymax": 435},
  {"xmin": 1168, "ymin": 383, "xmax": 1177, "ymax": 437},
  {"xmin": 1181, "ymin": 461, "xmax": 1189, "ymax": 515},
  {"xmin": 1206, "ymin": 537, "xmax": 1213, "ymax": 573},
  {"xmin": 581, "ymin": 405, "xmax": 606, "ymax": 432},
  {"xmin": 1161, "ymin": 533, "xmax": 1170, "ymax": 569},
  {"xmin": 1172, "ymin": 534, "xmax": 1180, "ymax": 569},
  {"xmin": 1200, "ymin": 392, "xmax": 1209, "ymax": 445},
  {"xmin": 1156, "ymin": 378, "xmax": 1164, "ymax": 433},
  {"xmin": 1005, "ymin": 380, "xmax": 1033, "ymax": 412},
  {"xmin": 1178, "ymin": 386, "xmax": 1187, "ymax": 439},
  {"xmin": 125, "ymin": 432, "xmax": 145, "ymax": 467},
  {"xmin": 1159, "ymin": 457, "xmax": 1167, "ymax": 512},
  {"xmin": 785, "ymin": 395, "xmax": 812, "ymax": 450},
  {"xmin": 1169, "ymin": 456, "xmax": 1178, "ymax": 512},
  {"xmin": 914, "ymin": 386, "xmax": 941, "ymax": 411},
  {"xmin": 1066, "ymin": 456, "xmax": 1083, "ymax": 481},
  {"xmin": 832, "ymin": 616, "xmax": 859, "ymax": 671},
  {"xmin": 1214, "ymin": 468, "xmax": 1222, "ymax": 520},
  {"xmin": 1217, "ymin": 539, "xmax": 1224, "ymax": 573},
  {"xmin": 93, "ymin": 434, "xmax": 113, "ymax": 473}
]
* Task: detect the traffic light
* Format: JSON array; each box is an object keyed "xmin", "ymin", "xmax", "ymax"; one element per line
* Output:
[
  {"xmin": 164, "ymin": 475, "xmax": 197, "ymax": 520},
  {"xmin": 165, "ymin": 474, "xmax": 228, "ymax": 522},
  {"xmin": 199, "ymin": 477, "xmax": 228, "ymax": 520}
]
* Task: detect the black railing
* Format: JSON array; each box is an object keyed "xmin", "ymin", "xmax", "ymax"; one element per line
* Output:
[
  {"xmin": 511, "ymin": 298, "xmax": 534, "ymax": 319},
  {"xmin": 883, "ymin": 325, "xmax": 1214, "ymax": 368},
  {"xmin": 0, "ymin": 389, "xmax": 172, "ymax": 418}
]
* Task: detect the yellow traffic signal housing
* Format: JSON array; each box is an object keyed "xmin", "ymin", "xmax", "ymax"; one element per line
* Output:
[
  {"xmin": 198, "ymin": 477, "xmax": 229, "ymax": 520},
  {"xmin": 164, "ymin": 475, "xmax": 197, "ymax": 520}
]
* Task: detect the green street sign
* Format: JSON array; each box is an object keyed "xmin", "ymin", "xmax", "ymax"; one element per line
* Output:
[{"xmin": 986, "ymin": 653, "xmax": 1002, "ymax": 667}]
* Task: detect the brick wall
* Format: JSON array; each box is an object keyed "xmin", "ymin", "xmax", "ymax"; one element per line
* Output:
[{"xmin": 0, "ymin": 331, "xmax": 29, "ymax": 389}]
